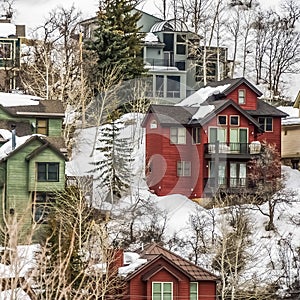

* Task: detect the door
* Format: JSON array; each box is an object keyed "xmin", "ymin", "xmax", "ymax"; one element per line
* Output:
[{"xmin": 230, "ymin": 162, "xmax": 247, "ymax": 187}]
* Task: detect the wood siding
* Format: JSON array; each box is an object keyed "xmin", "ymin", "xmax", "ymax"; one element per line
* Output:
[
  {"xmin": 127, "ymin": 257, "xmax": 217, "ymax": 300},
  {"xmin": 281, "ymin": 125, "xmax": 300, "ymax": 158},
  {"xmin": 227, "ymin": 83, "xmax": 258, "ymax": 110}
]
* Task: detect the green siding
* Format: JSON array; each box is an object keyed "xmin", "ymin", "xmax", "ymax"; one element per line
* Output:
[
  {"xmin": 1, "ymin": 139, "xmax": 65, "ymax": 237},
  {"xmin": 48, "ymin": 119, "xmax": 63, "ymax": 137},
  {"xmin": 27, "ymin": 148, "xmax": 65, "ymax": 192}
]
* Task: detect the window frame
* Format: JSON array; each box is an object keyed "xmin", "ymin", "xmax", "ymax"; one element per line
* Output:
[
  {"xmin": 37, "ymin": 162, "xmax": 59, "ymax": 182},
  {"xmin": 150, "ymin": 120, "xmax": 158, "ymax": 129},
  {"xmin": 0, "ymin": 42, "xmax": 12, "ymax": 59},
  {"xmin": 36, "ymin": 118, "xmax": 49, "ymax": 135},
  {"xmin": 217, "ymin": 115, "xmax": 227, "ymax": 125},
  {"xmin": 192, "ymin": 127, "xmax": 201, "ymax": 144},
  {"xmin": 177, "ymin": 161, "xmax": 191, "ymax": 177},
  {"xmin": 258, "ymin": 117, "xmax": 273, "ymax": 132},
  {"xmin": 190, "ymin": 282, "xmax": 198, "ymax": 300},
  {"xmin": 230, "ymin": 115, "xmax": 239, "ymax": 126},
  {"xmin": 32, "ymin": 192, "xmax": 54, "ymax": 223},
  {"xmin": 152, "ymin": 282, "xmax": 173, "ymax": 300},
  {"xmin": 170, "ymin": 127, "xmax": 186, "ymax": 144},
  {"xmin": 238, "ymin": 89, "xmax": 246, "ymax": 104}
]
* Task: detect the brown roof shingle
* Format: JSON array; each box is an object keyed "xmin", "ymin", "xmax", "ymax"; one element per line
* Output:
[{"xmin": 136, "ymin": 243, "xmax": 218, "ymax": 281}]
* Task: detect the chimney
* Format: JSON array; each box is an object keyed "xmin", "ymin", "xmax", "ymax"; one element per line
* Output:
[
  {"xmin": 11, "ymin": 124, "xmax": 16, "ymax": 150},
  {"xmin": 108, "ymin": 248, "xmax": 124, "ymax": 275},
  {"xmin": 16, "ymin": 25, "xmax": 26, "ymax": 37}
]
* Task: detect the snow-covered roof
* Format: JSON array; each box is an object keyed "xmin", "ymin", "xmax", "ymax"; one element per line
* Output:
[
  {"xmin": 176, "ymin": 84, "xmax": 230, "ymax": 107},
  {"xmin": 278, "ymin": 106, "xmax": 300, "ymax": 126},
  {"xmin": 150, "ymin": 19, "xmax": 189, "ymax": 32},
  {"xmin": 118, "ymin": 252, "xmax": 147, "ymax": 276},
  {"xmin": 144, "ymin": 65, "xmax": 179, "ymax": 71},
  {"xmin": 0, "ymin": 134, "xmax": 44, "ymax": 160},
  {"xmin": 278, "ymin": 106, "xmax": 299, "ymax": 118},
  {"xmin": 0, "ymin": 92, "xmax": 42, "ymax": 107},
  {"xmin": 143, "ymin": 32, "xmax": 159, "ymax": 43},
  {"xmin": 0, "ymin": 23, "xmax": 15, "ymax": 37},
  {"xmin": 191, "ymin": 105, "xmax": 215, "ymax": 120}
]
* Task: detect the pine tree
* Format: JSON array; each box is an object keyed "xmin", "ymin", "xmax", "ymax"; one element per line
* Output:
[
  {"xmin": 92, "ymin": 116, "xmax": 133, "ymax": 202},
  {"xmin": 85, "ymin": 0, "xmax": 145, "ymax": 85}
]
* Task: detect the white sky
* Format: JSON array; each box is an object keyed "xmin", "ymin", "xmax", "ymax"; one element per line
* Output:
[{"xmin": 11, "ymin": 0, "xmax": 281, "ymax": 31}]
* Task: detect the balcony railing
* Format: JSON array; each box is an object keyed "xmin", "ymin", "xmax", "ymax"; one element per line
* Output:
[
  {"xmin": 204, "ymin": 142, "xmax": 262, "ymax": 155},
  {"xmin": 145, "ymin": 58, "xmax": 186, "ymax": 70},
  {"xmin": 204, "ymin": 177, "xmax": 255, "ymax": 189}
]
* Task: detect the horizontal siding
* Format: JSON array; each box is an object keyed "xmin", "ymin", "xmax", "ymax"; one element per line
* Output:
[
  {"xmin": 281, "ymin": 126, "xmax": 300, "ymax": 157},
  {"xmin": 199, "ymin": 281, "xmax": 217, "ymax": 300},
  {"xmin": 48, "ymin": 119, "xmax": 63, "ymax": 136}
]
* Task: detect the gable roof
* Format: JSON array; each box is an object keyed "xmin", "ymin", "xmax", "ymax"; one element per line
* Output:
[
  {"xmin": 196, "ymin": 99, "xmax": 262, "ymax": 129},
  {"xmin": 205, "ymin": 77, "xmax": 263, "ymax": 97},
  {"xmin": 126, "ymin": 243, "xmax": 218, "ymax": 282},
  {"xmin": 0, "ymin": 135, "xmax": 67, "ymax": 162},
  {"xmin": 247, "ymin": 99, "xmax": 288, "ymax": 117},
  {"xmin": 0, "ymin": 100, "xmax": 65, "ymax": 118},
  {"xmin": 141, "ymin": 104, "xmax": 198, "ymax": 126}
]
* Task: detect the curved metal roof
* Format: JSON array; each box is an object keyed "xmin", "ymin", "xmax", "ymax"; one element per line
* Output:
[{"xmin": 150, "ymin": 19, "xmax": 188, "ymax": 32}]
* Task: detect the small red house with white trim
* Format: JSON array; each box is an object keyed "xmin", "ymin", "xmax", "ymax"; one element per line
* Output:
[
  {"xmin": 142, "ymin": 78, "xmax": 287, "ymax": 198},
  {"xmin": 120, "ymin": 243, "xmax": 218, "ymax": 300}
]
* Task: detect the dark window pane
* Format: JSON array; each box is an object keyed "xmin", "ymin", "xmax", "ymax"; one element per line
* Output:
[{"xmin": 176, "ymin": 44, "xmax": 186, "ymax": 55}]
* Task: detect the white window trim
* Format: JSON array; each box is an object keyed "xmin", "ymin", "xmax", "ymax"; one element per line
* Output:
[
  {"xmin": 150, "ymin": 120, "xmax": 158, "ymax": 129},
  {"xmin": 177, "ymin": 161, "xmax": 191, "ymax": 177},
  {"xmin": 258, "ymin": 117, "xmax": 273, "ymax": 132},
  {"xmin": 152, "ymin": 282, "xmax": 173, "ymax": 300},
  {"xmin": 230, "ymin": 115, "xmax": 240, "ymax": 126},
  {"xmin": 217, "ymin": 115, "xmax": 227, "ymax": 126},
  {"xmin": 238, "ymin": 89, "xmax": 246, "ymax": 104},
  {"xmin": 192, "ymin": 127, "xmax": 201, "ymax": 144},
  {"xmin": 170, "ymin": 127, "xmax": 186, "ymax": 144},
  {"xmin": 190, "ymin": 282, "xmax": 198, "ymax": 300}
]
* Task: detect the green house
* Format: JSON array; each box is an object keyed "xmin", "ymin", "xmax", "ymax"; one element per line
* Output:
[{"xmin": 0, "ymin": 94, "xmax": 67, "ymax": 243}]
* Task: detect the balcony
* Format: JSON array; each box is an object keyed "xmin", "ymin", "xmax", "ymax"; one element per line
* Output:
[
  {"xmin": 204, "ymin": 177, "xmax": 256, "ymax": 192},
  {"xmin": 204, "ymin": 142, "xmax": 262, "ymax": 158},
  {"xmin": 145, "ymin": 58, "xmax": 186, "ymax": 70}
]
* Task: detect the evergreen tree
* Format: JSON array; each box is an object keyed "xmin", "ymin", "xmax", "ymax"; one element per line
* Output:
[
  {"xmin": 92, "ymin": 115, "xmax": 133, "ymax": 202},
  {"xmin": 85, "ymin": 0, "xmax": 145, "ymax": 86}
]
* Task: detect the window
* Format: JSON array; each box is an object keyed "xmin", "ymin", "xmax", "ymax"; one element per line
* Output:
[
  {"xmin": 176, "ymin": 34, "xmax": 186, "ymax": 55},
  {"xmin": 177, "ymin": 161, "xmax": 191, "ymax": 176},
  {"xmin": 150, "ymin": 120, "xmax": 157, "ymax": 129},
  {"xmin": 217, "ymin": 115, "xmax": 227, "ymax": 125},
  {"xmin": 230, "ymin": 116, "xmax": 239, "ymax": 126},
  {"xmin": 32, "ymin": 193, "xmax": 53, "ymax": 223},
  {"xmin": 190, "ymin": 282, "xmax": 198, "ymax": 300},
  {"xmin": 192, "ymin": 127, "xmax": 201, "ymax": 144},
  {"xmin": 37, "ymin": 162, "xmax": 59, "ymax": 182},
  {"xmin": 230, "ymin": 162, "xmax": 247, "ymax": 187},
  {"xmin": 36, "ymin": 119, "xmax": 48, "ymax": 135},
  {"xmin": 156, "ymin": 75, "xmax": 164, "ymax": 97},
  {"xmin": 152, "ymin": 282, "xmax": 173, "ymax": 300},
  {"xmin": 170, "ymin": 127, "xmax": 186, "ymax": 144},
  {"xmin": 209, "ymin": 127, "xmax": 226, "ymax": 143},
  {"xmin": 258, "ymin": 117, "xmax": 273, "ymax": 132},
  {"xmin": 0, "ymin": 43, "xmax": 12, "ymax": 59},
  {"xmin": 167, "ymin": 75, "xmax": 180, "ymax": 98},
  {"xmin": 238, "ymin": 89, "xmax": 246, "ymax": 104}
]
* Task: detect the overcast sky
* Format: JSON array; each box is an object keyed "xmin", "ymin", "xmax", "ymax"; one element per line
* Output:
[{"xmin": 12, "ymin": 0, "xmax": 281, "ymax": 31}]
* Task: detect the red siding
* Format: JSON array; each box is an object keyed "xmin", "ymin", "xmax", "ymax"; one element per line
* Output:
[
  {"xmin": 127, "ymin": 257, "xmax": 217, "ymax": 300},
  {"xmin": 257, "ymin": 117, "xmax": 282, "ymax": 154},
  {"xmin": 227, "ymin": 83, "xmax": 258, "ymax": 110},
  {"xmin": 199, "ymin": 281, "xmax": 217, "ymax": 300}
]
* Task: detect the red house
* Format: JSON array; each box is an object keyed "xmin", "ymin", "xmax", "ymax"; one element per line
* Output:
[
  {"xmin": 142, "ymin": 77, "xmax": 287, "ymax": 198},
  {"xmin": 120, "ymin": 243, "xmax": 218, "ymax": 300}
]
